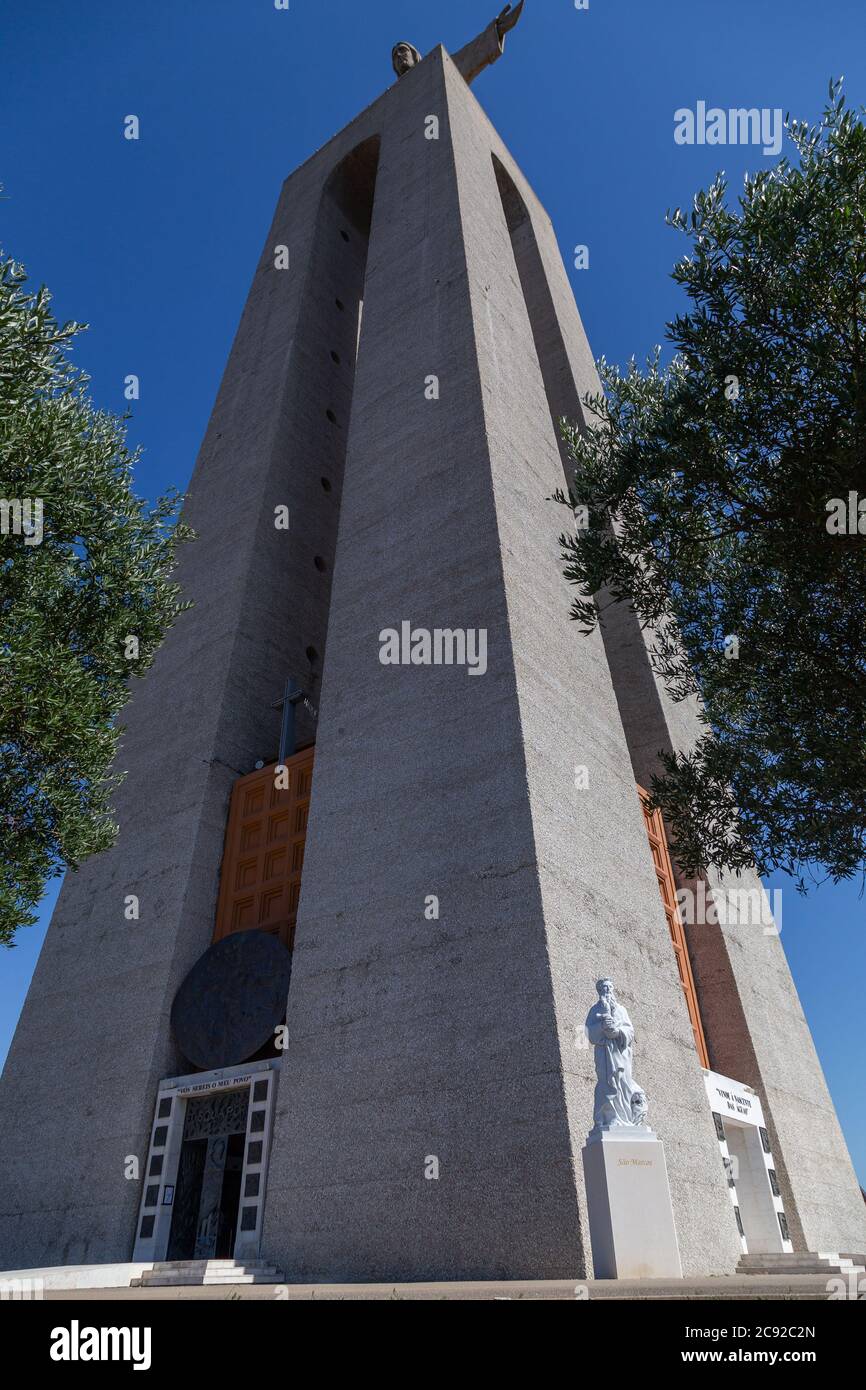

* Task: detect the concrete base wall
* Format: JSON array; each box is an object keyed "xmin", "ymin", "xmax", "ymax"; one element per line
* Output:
[{"xmin": 0, "ymin": 1263, "xmax": 152, "ymax": 1291}]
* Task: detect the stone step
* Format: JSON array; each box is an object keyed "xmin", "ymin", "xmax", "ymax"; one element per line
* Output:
[
  {"xmin": 133, "ymin": 1273, "xmax": 281, "ymax": 1287},
  {"xmin": 737, "ymin": 1253, "xmax": 862, "ymax": 1278},
  {"xmin": 739, "ymin": 1252, "xmax": 846, "ymax": 1265},
  {"xmin": 146, "ymin": 1259, "xmax": 276, "ymax": 1272},
  {"xmin": 138, "ymin": 1270, "xmax": 283, "ymax": 1280},
  {"xmin": 739, "ymin": 1256, "xmax": 822, "ymax": 1267},
  {"xmin": 144, "ymin": 1264, "xmax": 200, "ymax": 1274},
  {"xmin": 202, "ymin": 1275, "xmax": 282, "ymax": 1285},
  {"xmin": 738, "ymin": 1257, "xmax": 839, "ymax": 1266},
  {"xmin": 138, "ymin": 1268, "xmax": 281, "ymax": 1279},
  {"xmin": 131, "ymin": 1259, "xmax": 283, "ymax": 1288}
]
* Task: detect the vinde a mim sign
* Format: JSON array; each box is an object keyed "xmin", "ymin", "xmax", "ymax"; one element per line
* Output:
[{"xmin": 704, "ymin": 1071, "xmax": 761, "ymax": 1125}]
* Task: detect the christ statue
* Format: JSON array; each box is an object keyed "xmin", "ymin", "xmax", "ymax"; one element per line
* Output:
[{"xmin": 392, "ymin": 3, "xmax": 526, "ymax": 85}]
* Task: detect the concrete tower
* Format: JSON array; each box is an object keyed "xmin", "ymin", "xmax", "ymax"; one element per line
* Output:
[{"xmin": 1, "ymin": 21, "xmax": 864, "ymax": 1283}]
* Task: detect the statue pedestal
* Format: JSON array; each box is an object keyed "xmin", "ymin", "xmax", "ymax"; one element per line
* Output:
[{"xmin": 582, "ymin": 1129, "xmax": 683, "ymax": 1279}]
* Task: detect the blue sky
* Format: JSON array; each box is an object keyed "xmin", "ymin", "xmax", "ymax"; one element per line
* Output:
[{"xmin": 1, "ymin": 1, "xmax": 864, "ymax": 1185}]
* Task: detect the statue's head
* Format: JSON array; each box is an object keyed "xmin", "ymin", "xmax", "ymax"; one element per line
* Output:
[
  {"xmin": 596, "ymin": 977, "xmax": 614, "ymax": 999},
  {"xmin": 392, "ymin": 42, "xmax": 422, "ymax": 77}
]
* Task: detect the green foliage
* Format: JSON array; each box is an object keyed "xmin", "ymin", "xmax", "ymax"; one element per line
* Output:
[
  {"xmin": 557, "ymin": 82, "xmax": 866, "ymax": 889},
  {"xmin": 0, "ymin": 253, "xmax": 192, "ymax": 946}
]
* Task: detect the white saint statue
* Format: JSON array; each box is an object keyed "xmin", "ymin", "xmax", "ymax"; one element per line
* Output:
[{"xmin": 586, "ymin": 978, "xmax": 650, "ymax": 1136}]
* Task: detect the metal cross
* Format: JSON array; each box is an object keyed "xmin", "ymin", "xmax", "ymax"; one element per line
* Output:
[{"xmin": 272, "ymin": 677, "xmax": 318, "ymax": 764}]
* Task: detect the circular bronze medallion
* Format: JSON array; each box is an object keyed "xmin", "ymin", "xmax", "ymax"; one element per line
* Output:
[{"xmin": 171, "ymin": 931, "xmax": 292, "ymax": 1071}]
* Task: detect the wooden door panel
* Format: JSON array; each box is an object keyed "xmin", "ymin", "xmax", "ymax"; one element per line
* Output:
[
  {"xmin": 214, "ymin": 748, "xmax": 314, "ymax": 951},
  {"xmin": 638, "ymin": 786, "xmax": 710, "ymax": 1069}
]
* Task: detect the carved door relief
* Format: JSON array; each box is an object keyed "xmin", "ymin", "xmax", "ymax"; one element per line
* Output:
[
  {"xmin": 183, "ymin": 1089, "xmax": 250, "ymax": 1139},
  {"xmin": 638, "ymin": 786, "xmax": 711, "ymax": 1069}
]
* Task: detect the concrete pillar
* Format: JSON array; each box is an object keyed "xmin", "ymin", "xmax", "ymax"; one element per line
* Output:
[
  {"xmin": 261, "ymin": 48, "xmax": 740, "ymax": 1282},
  {"xmin": 482, "ymin": 55, "xmax": 866, "ymax": 1260},
  {"xmin": 0, "ymin": 86, "xmax": 389, "ymax": 1270}
]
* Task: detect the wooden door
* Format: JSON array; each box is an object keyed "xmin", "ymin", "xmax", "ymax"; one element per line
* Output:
[
  {"xmin": 639, "ymin": 786, "xmax": 710, "ymax": 1069},
  {"xmin": 213, "ymin": 748, "xmax": 314, "ymax": 950}
]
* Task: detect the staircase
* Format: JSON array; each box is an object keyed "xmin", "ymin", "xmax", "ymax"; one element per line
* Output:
[
  {"xmin": 737, "ymin": 1251, "xmax": 865, "ymax": 1279},
  {"xmin": 130, "ymin": 1259, "xmax": 284, "ymax": 1288}
]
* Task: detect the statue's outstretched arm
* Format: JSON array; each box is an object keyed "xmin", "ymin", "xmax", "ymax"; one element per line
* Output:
[
  {"xmin": 453, "ymin": 1, "xmax": 526, "ymax": 86},
  {"xmin": 496, "ymin": 2, "xmax": 525, "ymax": 39}
]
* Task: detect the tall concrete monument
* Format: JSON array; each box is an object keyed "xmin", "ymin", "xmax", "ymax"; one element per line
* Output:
[{"xmin": 1, "ymin": 5, "xmax": 864, "ymax": 1284}]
